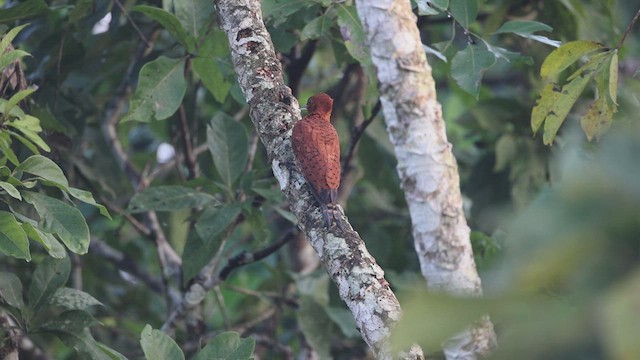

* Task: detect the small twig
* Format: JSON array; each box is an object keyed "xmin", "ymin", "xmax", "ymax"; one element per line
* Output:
[
  {"xmin": 222, "ymin": 284, "xmax": 298, "ymax": 308},
  {"xmin": 341, "ymin": 100, "xmax": 381, "ymax": 177},
  {"xmin": 617, "ymin": 8, "xmax": 640, "ymax": 50},
  {"xmin": 252, "ymin": 333, "xmax": 295, "ymax": 360},
  {"xmin": 178, "ymin": 104, "xmax": 199, "ymax": 180},
  {"xmin": 218, "ymin": 230, "xmax": 296, "ymax": 280},
  {"xmin": 213, "ymin": 286, "xmax": 231, "ymax": 329},
  {"xmin": 114, "ymin": 0, "xmax": 151, "ymax": 48}
]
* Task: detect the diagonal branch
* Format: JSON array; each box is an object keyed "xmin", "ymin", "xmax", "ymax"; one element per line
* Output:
[{"xmin": 212, "ymin": 1, "xmax": 418, "ymax": 358}]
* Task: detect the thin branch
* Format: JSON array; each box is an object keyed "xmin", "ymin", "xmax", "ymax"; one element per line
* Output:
[
  {"xmin": 114, "ymin": 0, "xmax": 151, "ymax": 47},
  {"xmin": 285, "ymin": 40, "xmax": 318, "ymax": 97},
  {"xmin": 222, "ymin": 284, "xmax": 298, "ymax": 308},
  {"xmin": 178, "ymin": 104, "xmax": 199, "ymax": 180},
  {"xmin": 218, "ymin": 230, "xmax": 296, "ymax": 280},
  {"xmin": 341, "ymin": 100, "xmax": 381, "ymax": 177},
  {"xmin": 617, "ymin": 8, "xmax": 640, "ymax": 50}
]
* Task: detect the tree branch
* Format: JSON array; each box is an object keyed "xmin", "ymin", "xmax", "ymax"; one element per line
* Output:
[
  {"xmin": 354, "ymin": 0, "xmax": 496, "ymax": 357},
  {"xmin": 212, "ymin": 1, "xmax": 412, "ymax": 358}
]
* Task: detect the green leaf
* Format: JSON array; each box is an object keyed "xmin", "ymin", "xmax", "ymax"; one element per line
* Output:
[
  {"xmin": 531, "ymin": 83, "xmax": 558, "ymax": 134},
  {"xmin": 39, "ymin": 309, "xmax": 99, "ymax": 333},
  {"xmin": 298, "ymin": 296, "xmax": 332, "ymax": 358},
  {"xmin": 0, "ymin": 1, "xmax": 47, "ymax": 23},
  {"xmin": 0, "ymin": 132, "xmax": 20, "ymax": 165},
  {"xmin": 207, "ymin": 113, "xmax": 248, "ymax": 188},
  {"xmin": 0, "ymin": 271, "xmax": 24, "ymax": 310},
  {"xmin": 580, "ymin": 96, "xmax": 613, "ymax": 141},
  {"xmin": 0, "ymin": 50, "xmax": 31, "ymax": 76},
  {"xmin": 1, "ymin": 86, "xmax": 37, "ymax": 121},
  {"xmin": 22, "ymin": 222, "xmax": 66, "ymax": 259},
  {"xmin": 50, "ymin": 287, "xmax": 103, "ymax": 310},
  {"xmin": 55, "ymin": 329, "xmax": 112, "ymax": 360},
  {"xmin": 195, "ymin": 203, "xmax": 242, "ymax": 244},
  {"xmin": 132, "ymin": 5, "xmax": 196, "ymax": 52},
  {"xmin": 23, "ymin": 192, "xmax": 90, "ymax": 254},
  {"xmin": 337, "ymin": 5, "xmax": 370, "ymax": 66},
  {"xmin": 173, "ymin": 0, "xmax": 213, "ymax": 40},
  {"xmin": 326, "ymin": 307, "xmax": 359, "ymax": 338},
  {"xmin": 494, "ymin": 20, "xmax": 553, "ymax": 35},
  {"xmin": 122, "ymin": 56, "xmax": 187, "ymax": 122},
  {"xmin": 261, "ymin": 0, "xmax": 311, "ymax": 26},
  {"xmin": 449, "ymin": 0, "xmax": 477, "ymax": 28},
  {"xmin": 140, "ymin": 324, "xmax": 185, "ymax": 360},
  {"xmin": 28, "ymin": 257, "xmax": 70, "ymax": 316},
  {"xmin": 192, "ymin": 31, "xmax": 232, "ymax": 103},
  {"xmin": 192, "ymin": 332, "xmax": 255, "ymax": 360},
  {"xmin": 451, "ymin": 44, "xmax": 497, "ymax": 98},
  {"xmin": 1, "ymin": 24, "xmax": 30, "ymax": 53},
  {"xmin": 608, "ymin": 51, "xmax": 618, "ymax": 105},
  {"xmin": 242, "ymin": 204, "xmax": 270, "ymax": 243},
  {"xmin": 96, "ymin": 343, "xmax": 129, "ymax": 360},
  {"xmin": 0, "ymin": 180, "xmax": 21, "ymax": 200},
  {"xmin": 68, "ymin": 0, "xmax": 93, "ymax": 24},
  {"xmin": 0, "ymin": 211, "xmax": 30, "ymax": 260},
  {"xmin": 16, "ymin": 155, "xmax": 69, "ymax": 189},
  {"xmin": 301, "ymin": 14, "xmax": 332, "ymax": 41},
  {"xmin": 417, "ymin": 0, "xmax": 449, "ymax": 15},
  {"xmin": 68, "ymin": 187, "xmax": 111, "ymax": 219},
  {"xmin": 541, "ymin": 71, "xmax": 596, "ymax": 145},
  {"xmin": 7, "ymin": 115, "xmax": 51, "ymax": 152},
  {"xmin": 540, "ymin": 40, "xmax": 605, "ymax": 79},
  {"xmin": 0, "ymin": 98, "xmax": 26, "ymax": 120},
  {"xmin": 128, "ymin": 186, "xmax": 216, "ymax": 212}
]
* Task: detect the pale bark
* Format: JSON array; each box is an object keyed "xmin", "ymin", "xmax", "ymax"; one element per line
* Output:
[
  {"xmin": 354, "ymin": 0, "xmax": 497, "ymax": 357},
  {"xmin": 213, "ymin": 1, "xmax": 422, "ymax": 358}
]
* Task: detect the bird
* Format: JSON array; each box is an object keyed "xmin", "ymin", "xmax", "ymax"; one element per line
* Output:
[{"xmin": 291, "ymin": 93, "xmax": 343, "ymax": 230}]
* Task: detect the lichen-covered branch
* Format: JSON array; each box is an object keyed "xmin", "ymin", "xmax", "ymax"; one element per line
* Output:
[
  {"xmin": 354, "ymin": 0, "xmax": 497, "ymax": 357},
  {"xmin": 213, "ymin": 1, "xmax": 419, "ymax": 358}
]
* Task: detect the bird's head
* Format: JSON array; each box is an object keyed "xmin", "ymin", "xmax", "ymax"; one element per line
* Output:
[{"xmin": 306, "ymin": 93, "xmax": 334, "ymax": 118}]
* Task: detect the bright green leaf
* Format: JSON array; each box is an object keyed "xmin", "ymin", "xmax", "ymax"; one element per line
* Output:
[
  {"xmin": 122, "ymin": 57, "xmax": 187, "ymax": 122},
  {"xmin": 0, "ymin": 211, "xmax": 30, "ymax": 260},
  {"xmin": 23, "ymin": 192, "xmax": 90, "ymax": 254},
  {"xmin": 22, "ymin": 222, "xmax": 66, "ymax": 259},
  {"xmin": 7, "ymin": 115, "xmax": 51, "ymax": 152},
  {"xmin": 580, "ymin": 96, "xmax": 613, "ymax": 141},
  {"xmin": 540, "ymin": 40, "xmax": 604, "ymax": 79},
  {"xmin": 0, "ymin": 98, "xmax": 27, "ymax": 120},
  {"xmin": 28, "ymin": 256, "xmax": 70, "ymax": 316},
  {"xmin": 301, "ymin": 14, "xmax": 332, "ymax": 41},
  {"xmin": 449, "ymin": 0, "xmax": 477, "ymax": 28},
  {"xmin": 0, "ymin": 132, "xmax": 20, "ymax": 165},
  {"xmin": 16, "ymin": 155, "xmax": 69, "ymax": 188},
  {"xmin": 1, "ymin": 24, "xmax": 30, "ymax": 53},
  {"xmin": 0, "ymin": 180, "xmax": 21, "ymax": 199},
  {"xmin": 128, "ymin": 185, "xmax": 216, "ymax": 212},
  {"xmin": 140, "ymin": 324, "xmax": 185, "ymax": 360},
  {"xmin": 542, "ymin": 71, "xmax": 596, "ymax": 145},
  {"xmin": 68, "ymin": 187, "xmax": 111, "ymax": 219},
  {"xmin": 192, "ymin": 332, "xmax": 255, "ymax": 360},
  {"xmin": 50, "ymin": 287, "xmax": 103, "ymax": 310},
  {"xmin": 451, "ymin": 44, "xmax": 497, "ymax": 98},
  {"xmin": 0, "ymin": 271, "xmax": 24, "ymax": 310},
  {"xmin": 0, "ymin": 50, "xmax": 31, "ymax": 76},
  {"xmin": 207, "ymin": 113, "xmax": 248, "ymax": 188},
  {"xmin": 2, "ymin": 86, "xmax": 37, "ymax": 121},
  {"xmin": 132, "ymin": 5, "xmax": 196, "ymax": 51}
]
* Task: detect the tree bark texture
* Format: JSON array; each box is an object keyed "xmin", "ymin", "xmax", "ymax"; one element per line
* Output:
[
  {"xmin": 354, "ymin": 0, "xmax": 497, "ymax": 358},
  {"xmin": 213, "ymin": 1, "xmax": 422, "ymax": 358}
]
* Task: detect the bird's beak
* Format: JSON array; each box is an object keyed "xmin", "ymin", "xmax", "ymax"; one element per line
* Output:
[{"xmin": 300, "ymin": 106, "xmax": 307, "ymax": 112}]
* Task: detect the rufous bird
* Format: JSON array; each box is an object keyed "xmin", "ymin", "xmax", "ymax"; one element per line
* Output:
[{"xmin": 292, "ymin": 93, "xmax": 343, "ymax": 229}]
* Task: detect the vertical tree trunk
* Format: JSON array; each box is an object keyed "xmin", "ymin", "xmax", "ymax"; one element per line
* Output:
[{"xmin": 354, "ymin": 0, "xmax": 497, "ymax": 357}]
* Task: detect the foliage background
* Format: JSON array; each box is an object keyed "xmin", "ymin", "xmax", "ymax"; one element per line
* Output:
[{"xmin": 0, "ymin": 0, "xmax": 639, "ymax": 358}]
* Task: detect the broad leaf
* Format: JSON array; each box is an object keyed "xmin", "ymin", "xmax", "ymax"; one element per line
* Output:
[
  {"xmin": 580, "ymin": 96, "xmax": 613, "ymax": 141},
  {"xmin": 39, "ymin": 309, "xmax": 99, "ymax": 333},
  {"xmin": 608, "ymin": 51, "xmax": 618, "ymax": 105},
  {"xmin": 0, "ymin": 0, "xmax": 48, "ymax": 23},
  {"xmin": 140, "ymin": 324, "xmax": 185, "ymax": 360},
  {"xmin": 0, "ymin": 271, "xmax": 24, "ymax": 310},
  {"xmin": 0, "ymin": 180, "xmax": 21, "ymax": 200},
  {"xmin": 192, "ymin": 30, "xmax": 232, "ymax": 103},
  {"xmin": 337, "ymin": 5, "xmax": 370, "ymax": 67},
  {"xmin": 1, "ymin": 24, "xmax": 30, "ymax": 53},
  {"xmin": 195, "ymin": 202, "xmax": 242, "ymax": 244},
  {"xmin": 192, "ymin": 332, "xmax": 255, "ymax": 360},
  {"xmin": 451, "ymin": 44, "xmax": 497, "ymax": 98},
  {"xmin": 2, "ymin": 87, "xmax": 37, "ymax": 121},
  {"xmin": 7, "ymin": 115, "xmax": 51, "ymax": 152},
  {"xmin": 0, "ymin": 211, "xmax": 30, "ymax": 260},
  {"xmin": 449, "ymin": 0, "xmax": 477, "ymax": 28},
  {"xmin": 68, "ymin": 187, "xmax": 111, "ymax": 219},
  {"xmin": 301, "ymin": 14, "xmax": 332, "ymax": 41},
  {"xmin": 128, "ymin": 185, "xmax": 216, "ymax": 212},
  {"xmin": 417, "ymin": 0, "xmax": 449, "ymax": 15},
  {"xmin": 16, "ymin": 155, "xmax": 68, "ymax": 188},
  {"xmin": 207, "ymin": 113, "xmax": 248, "ymax": 188},
  {"xmin": 540, "ymin": 40, "xmax": 604, "ymax": 79},
  {"xmin": 122, "ymin": 56, "xmax": 187, "ymax": 122},
  {"xmin": 50, "ymin": 287, "xmax": 103, "ymax": 310},
  {"xmin": 261, "ymin": 0, "xmax": 311, "ymax": 26},
  {"xmin": 28, "ymin": 256, "xmax": 70, "ymax": 316},
  {"xmin": 22, "ymin": 222, "xmax": 66, "ymax": 259},
  {"xmin": 494, "ymin": 20, "xmax": 552, "ymax": 35},
  {"xmin": 132, "ymin": 5, "xmax": 196, "ymax": 52},
  {"xmin": 23, "ymin": 192, "xmax": 90, "ymax": 254},
  {"xmin": 173, "ymin": 0, "xmax": 212, "ymax": 40}
]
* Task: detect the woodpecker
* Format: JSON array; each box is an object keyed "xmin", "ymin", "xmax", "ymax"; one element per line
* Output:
[{"xmin": 291, "ymin": 93, "xmax": 343, "ymax": 229}]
